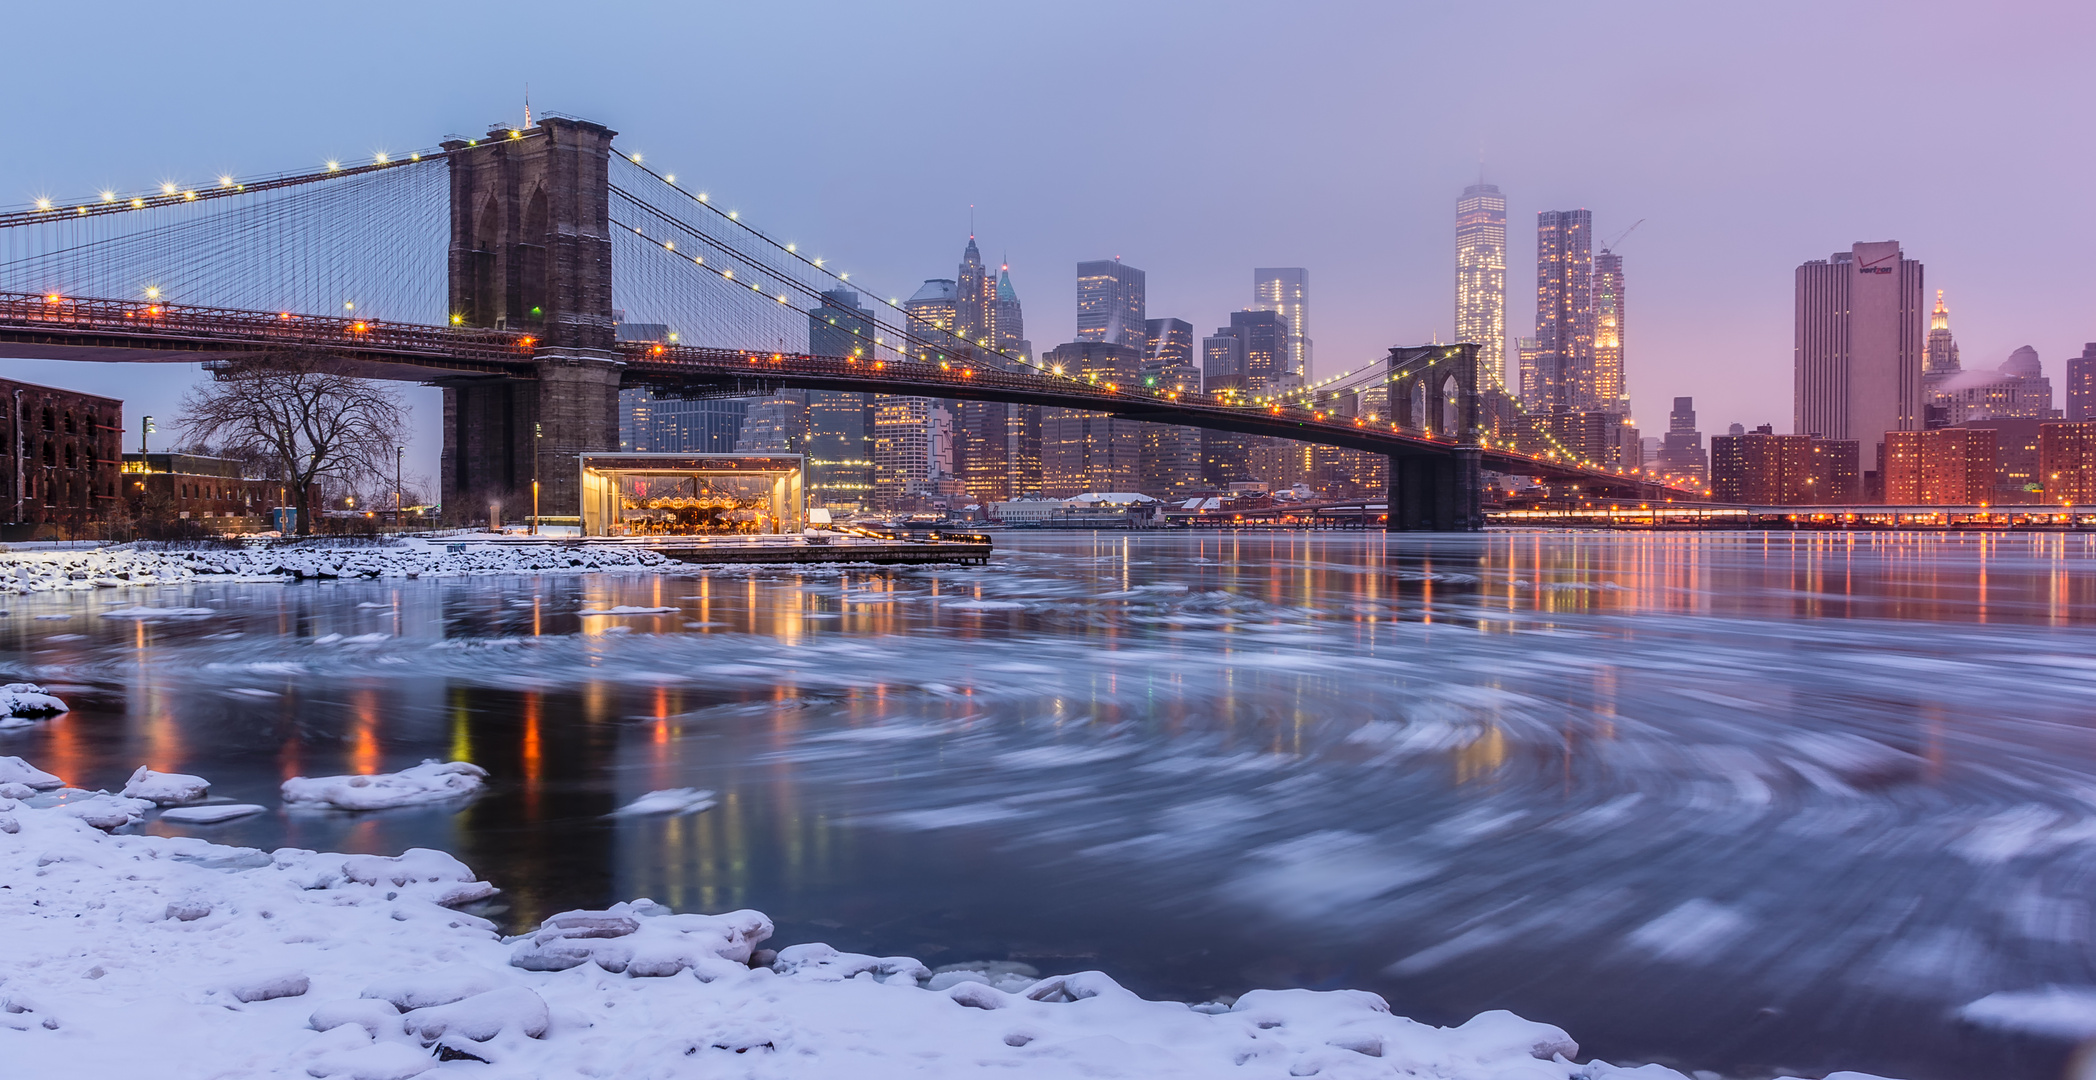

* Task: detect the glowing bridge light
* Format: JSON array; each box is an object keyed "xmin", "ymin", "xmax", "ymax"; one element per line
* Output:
[
  {"xmin": 630, "ymin": 153, "xmax": 642, "ymax": 163},
  {"xmin": 130, "ymin": 198, "xmax": 143, "ymax": 208},
  {"xmin": 343, "ymin": 301, "xmax": 355, "ymax": 311},
  {"xmin": 33, "ymin": 198, "xmax": 51, "ymax": 210},
  {"xmin": 727, "ymin": 211, "xmax": 737, "ymax": 220},
  {"xmin": 145, "ymin": 287, "xmax": 159, "ymax": 299},
  {"xmin": 410, "ymin": 153, "xmax": 420, "ymax": 162},
  {"xmin": 182, "ymin": 191, "xmax": 195, "ymax": 200},
  {"xmin": 450, "ymin": 314, "xmax": 464, "ymax": 325},
  {"xmin": 813, "ymin": 258, "xmax": 823, "ymax": 267},
  {"xmin": 219, "ymin": 175, "xmax": 235, "ymax": 187},
  {"xmin": 161, "ymin": 183, "xmax": 176, "ymax": 195},
  {"xmin": 722, "ymin": 270, "xmax": 733, "ymax": 279},
  {"xmin": 509, "ymin": 130, "xmax": 522, "ymax": 140},
  {"xmin": 697, "ymin": 193, "xmax": 707, "ymax": 202},
  {"xmin": 665, "ymin": 174, "xmax": 675, "ymax": 184},
  {"xmin": 663, "ymin": 240, "xmax": 674, "ymax": 251},
  {"xmin": 693, "ymin": 255, "xmax": 703, "ymax": 265},
  {"xmin": 325, "ymin": 161, "xmax": 340, "ymax": 171},
  {"xmin": 786, "ymin": 244, "xmax": 795, "ymax": 253},
  {"xmin": 373, "ymin": 153, "xmax": 388, "ymax": 164},
  {"xmin": 100, "ymin": 191, "xmax": 115, "ymax": 203}
]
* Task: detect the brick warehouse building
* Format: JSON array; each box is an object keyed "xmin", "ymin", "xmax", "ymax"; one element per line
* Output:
[{"xmin": 0, "ymin": 378, "xmax": 123, "ymax": 538}]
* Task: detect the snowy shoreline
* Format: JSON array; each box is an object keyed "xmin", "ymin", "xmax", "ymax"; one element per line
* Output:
[
  {"xmin": 0, "ymin": 754, "xmax": 1908, "ymax": 1080},
  {"xmin": 0, "ymin": 539, "xmax": 673, "ymax": 591}
]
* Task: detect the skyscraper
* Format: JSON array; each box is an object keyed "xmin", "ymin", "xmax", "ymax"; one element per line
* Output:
[
  {"xmin": 1041, "ymin": 341, "xmax": 1145, "ymax": 496},
  {"xmin": 805, "ymin": 289, "xmax": 878, "ymax": 509},
  {"xmin": 1076, "ymin": 259, "xmax": 1147, "ymax": 353},
  {"xmin": 1455, "ymin": 183, "xmax": 1507, "ymax": 390},
  {"xmin": 1656, "ymin": 396, "xmax": 1709, "ymax": 485},
  {"xmin": 1924, "ymin": 289, "xmax": 1961, "ymax": 392},
  {"xmin": 1534, "ymin": 210, "xmax": 1594, "ymax": 413},
  {"xmin": 1796, "ymin": 241, "xmax": 1924, "ymax": 483},
  {"xmin": 1590, "ymin": 249, "xmax": 1626, "ymax": 411},
  {"xmin": 1143, "ymin": 318, "xmax": 1198, "ymax": 391},
  {"xmin": 1515, "ymin": 336, "xmax": 1542, "ymax": 410},
  {"xmin": 994, "ymin": 263, "xmax": 1030, "ymax": 362},
  {"xmin": 1252, "ymin": 268, "xmax": 1311, "ymax": 383},
  {"xmin": 1202, "ymin": 333, "xmax": 1249, "ymax": 395},
  {"xmin": 1226, "ymin": 310, "xmax": 1289, "ymax": 394},
  {"xmin": 902, "ymin": 278, "xmax": 958, "ymax": 360},
  {"xmin": 2068, "ymin": 344, "xmax": 2096, "ymax": 422},
  {"xmin": 955, "ymin": 236, "xmax": 994, "ymax": 348}
]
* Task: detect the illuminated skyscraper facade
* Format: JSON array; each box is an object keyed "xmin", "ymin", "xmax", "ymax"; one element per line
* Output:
[
  {"xmin": 1590, "ymin": 249, "xmax": 1626, "ymax": 411},
  {"xmin": 1796, "ymin": 241, "xmax": 1924, "ymax": 482},
  {"xmin": 1076, "ymin": 259, "xmax": 1147, "ymax": 352},
  {"xmin": 994, "ymin": 264, "xmax": 1030, "ymax": 362},
  {"xmin": 1924, "ymin": 289, "xmax": 1961, "ymax": 393},
  {"xmin": 1252, "ymin": 268, "xmax": 1311, "ymax": 382},
  {"xmin": 1455, "ymin": 183, "xmax": 1507, "ymax": 390},
  {"xmin": 1534, "ymin": 209, "xmax": 1593, "ymax": 413}
]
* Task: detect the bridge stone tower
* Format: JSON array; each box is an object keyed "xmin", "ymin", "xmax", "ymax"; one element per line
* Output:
[
  {"xmin": 1386, "ymin": 344, "xmax": 1483, "ymax": 531},
  {"xmin": 439, "ymin": 118, "xmax": 621, "ymax": 524}
]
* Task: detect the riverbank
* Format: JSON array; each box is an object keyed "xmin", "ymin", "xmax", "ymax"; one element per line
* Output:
[{"xmin": 0, "ymin": 753, "xmax": 1897, "ymax": 1080}]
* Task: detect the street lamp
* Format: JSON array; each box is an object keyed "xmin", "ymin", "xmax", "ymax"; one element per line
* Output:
[
  {"xmin": 139, "ymin": 415, "xmax": 155, "ymax": 454},
  {"xmin": 530, "ymin": 422, "xmax": 541, "ymax": 536},
  {"xmin": 395, "ymin": 445, "xmax": 404, "ymax": 528}
]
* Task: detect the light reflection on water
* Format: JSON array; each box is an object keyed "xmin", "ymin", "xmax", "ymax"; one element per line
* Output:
[{"xmin": 6, "ymin": 531, "xmax": 2096, "ymax": 1079}]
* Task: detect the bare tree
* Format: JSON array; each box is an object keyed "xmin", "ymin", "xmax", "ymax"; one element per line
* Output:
[{"xmin": 177, "ymin": 351, "xmax": 408, "ymax": 535}]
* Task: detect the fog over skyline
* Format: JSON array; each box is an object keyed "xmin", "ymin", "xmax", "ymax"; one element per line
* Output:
[{"xmin": 1, "ymin": 0, "xmax": 2088, "ymax": 482}]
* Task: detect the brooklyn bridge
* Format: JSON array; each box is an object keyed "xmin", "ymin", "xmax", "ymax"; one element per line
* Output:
[{"xmin": 0, "ymin": 116, "xmax": 1689, "ymax": 531}]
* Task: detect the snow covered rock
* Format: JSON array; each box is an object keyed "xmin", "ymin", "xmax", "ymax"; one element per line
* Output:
[
  {"xmin": 609, "ymin": 787, "xmax": 717, "ymax": 816},
  {"xmin": 338, "ymin": 848, "xmax": 497, "ymax": 907},
  {"xmin": 0, "ymin": 754, "xmax": 63, "ymax": 790},
  {"xmin": 401, "ymin": 986, "xmax": 550, "ymax": 1043},
  {"xmin": 774, "ymin": 942, "xmax": 931, "ymax": 985},
  {"xmin": 509, "ymin": 900, "xmax": 772, "ymax": 978},
  {"xmin": 57, "ymin": 792, "xmax": 153, "ymax": 830},
  {"xmin": 120, "ymin": 766, "xmax": 211, "ymax": 805},
  {"xmin": 221, "ymin": 969, "xmax": 311, "ymax": 1003},
  {"xmin": 360, "ymin": 968, "xmax": 510, "ymax": 1012},
  {"xmin": 281, "ymin": 760, "xmax": 486, "ymax": 810},
  {"xmin": 0, "ymin": 682, "xmax": 67, "ymax": 727}
]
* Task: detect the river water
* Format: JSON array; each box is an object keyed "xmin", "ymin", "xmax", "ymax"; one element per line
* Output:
[{"xmin": 6, "ymin": 531, "xmax": 2096, "ymax": 1079}]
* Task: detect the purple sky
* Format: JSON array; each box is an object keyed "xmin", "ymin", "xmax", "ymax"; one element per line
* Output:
[{"xmin": 2, "ymin": 0, "xmax": 2089, "ymax": 485}]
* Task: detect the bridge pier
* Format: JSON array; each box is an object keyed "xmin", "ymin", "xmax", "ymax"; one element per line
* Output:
[
  {"xmin": 1386, "ymin": 448, "xmax": 1482, "ymax": 532},
  {"xmin": 441, "ymin": 355, "xmax": 621, "ymax": 526}
]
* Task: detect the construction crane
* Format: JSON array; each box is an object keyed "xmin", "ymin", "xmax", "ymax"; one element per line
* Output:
[{"xmin": 1599, "ymin": 218, "xmax": 1644, "ymax": 253}]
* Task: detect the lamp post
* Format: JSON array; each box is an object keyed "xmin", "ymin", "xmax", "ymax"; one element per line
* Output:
[
  {"xmin": 139, "ymin": 415, "xmax": 155, "ymax": 454},
  {"xmin": 395, "ymin": 445, "xmax": 404, "ymax": 529},
  {"xmin": 530, "ymin": 422, "xmax": 541, "ymax": 536}
]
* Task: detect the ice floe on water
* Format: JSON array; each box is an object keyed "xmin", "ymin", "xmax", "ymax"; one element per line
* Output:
[
  {"xmin": 608, "ymin": 787, "xmax": 718, "ymax": 816},
  {"xmin": 281, "ymin": 760, "xmax": 486, "ymax": 811},
  {"xmin": 578, "ymin": 605, "xmax": 680, "ymax": 615},
  {"xmin": 0, "ymin": 761, "xmax": 1893, "ymax": 1079}
]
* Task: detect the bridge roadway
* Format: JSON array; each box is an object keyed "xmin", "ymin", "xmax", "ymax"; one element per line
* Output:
[{"xmin": 0, "ymin": 290, "xmax": 1684, "ymax": 502}]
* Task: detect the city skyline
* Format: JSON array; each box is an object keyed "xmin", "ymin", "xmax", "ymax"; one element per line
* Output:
[{"xmin": 2, "ymin": 2, "xmax": 2092, "ymax": 486}]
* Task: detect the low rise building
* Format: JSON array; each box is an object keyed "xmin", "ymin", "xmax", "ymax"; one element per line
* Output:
[
  {"xmin": 3, "ymin": 379, "xmax": 123, "ymax": 539},
  {"xmin": 121, "ymin": 453, "xmax": 284, "ymax": 529}
]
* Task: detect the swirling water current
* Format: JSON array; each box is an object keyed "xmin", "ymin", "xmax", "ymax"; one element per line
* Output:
[{"xmin": 6, "ymin": 531, "xmax": 2096, "ymax": 1079}]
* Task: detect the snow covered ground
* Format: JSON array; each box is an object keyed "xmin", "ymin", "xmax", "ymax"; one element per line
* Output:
[
  {"xmin": 0, "ymin": 755, "xmax": 1908, "ymax": 1080},
  {"xmin": 0, "ymin": 539, "xmax": 670, "ymax": 592}
]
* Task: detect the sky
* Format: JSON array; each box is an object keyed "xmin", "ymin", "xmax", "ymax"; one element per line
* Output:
[{"xmin": 1, "ymin": 0, "xmax": 2091, "ymax": 489}]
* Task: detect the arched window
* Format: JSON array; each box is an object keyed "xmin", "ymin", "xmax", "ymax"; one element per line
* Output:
[
  {"xmin": 63, "ymin": 412, "xmax": 75, "ymax": 434},
  {"xmin": 1441, "ymin": 375, "xmax": 1461, "ymax": 438},
  {"xmin": 63, "ymin": 444, "xmax": 75, "ymax": 469},
  {"xmin": 40, "ymin": 441, "xmax": 54, "ymax": 467},
  {"xmin": 40, "ymin": 408, "xmax": 54, "ymax": 432}
]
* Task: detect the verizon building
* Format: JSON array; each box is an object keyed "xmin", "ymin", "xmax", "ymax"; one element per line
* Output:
[{"xmin": 1795, "ymin": 241, "xmax": 1924, "ymax": 488}]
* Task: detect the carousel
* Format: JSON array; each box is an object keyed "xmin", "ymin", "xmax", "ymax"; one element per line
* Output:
[{"xmin": 578, "ymin": 454, "xmax": 805, "ymax": 538}]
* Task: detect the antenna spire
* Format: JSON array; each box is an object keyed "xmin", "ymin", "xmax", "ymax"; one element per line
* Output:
[{"xmin": 524, "ymin": 84, "xmax": 532, "ymax": 128}]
